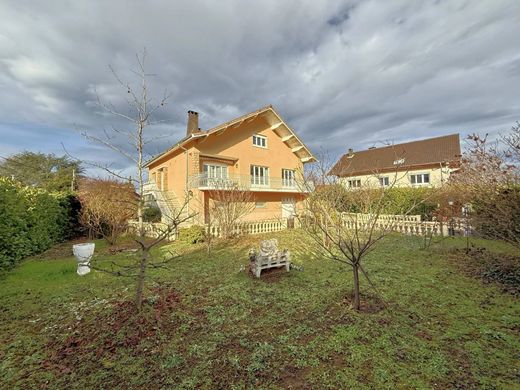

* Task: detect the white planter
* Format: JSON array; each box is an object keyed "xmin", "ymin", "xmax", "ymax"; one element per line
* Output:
[{"xmin": 72, "ymin": 243, "xmax": 95, "ymax": 276}]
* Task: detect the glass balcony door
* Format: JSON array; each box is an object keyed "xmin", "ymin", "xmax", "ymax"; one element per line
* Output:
[
  {"xmin": 203, "ymin": 164, "xmax": 228, "ymax": 187},
  {"xmin": 250, "ymin": 165, "xmax": 269, "ymax": 187},
  {"xmin": 282, "ymin": 169, "xmax": 296, "ymax": 188}
]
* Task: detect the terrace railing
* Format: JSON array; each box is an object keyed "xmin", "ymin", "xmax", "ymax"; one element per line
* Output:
[{"xmin": 188, "ymin": 173, "xmax": 313, "ymax": 192}]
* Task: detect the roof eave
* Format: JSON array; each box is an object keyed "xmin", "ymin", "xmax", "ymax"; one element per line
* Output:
[
  {"xmin": 145, "ymin": 105, "xmax": 317, "ymax": 167},
  {"xmin": 267, "ymin": 106, "xmax": 317, "ymax": 163},
  {"xmin": 144, "ymin": 133, "xmax": 207, "ymax": 167},
  {"xmin": 337, "ymin": 160, "xmax": 460, "ymax": 177}
]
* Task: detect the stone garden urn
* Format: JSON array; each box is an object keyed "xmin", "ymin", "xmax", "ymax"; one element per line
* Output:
[{"xmin": 72, "ymin": 243, "xmax": 95, "ymax": 276}]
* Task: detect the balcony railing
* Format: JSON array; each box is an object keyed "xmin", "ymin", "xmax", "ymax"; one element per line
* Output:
[{"xmin": 188, "ymin": 173, "xmax": 312, "ymax": 192}]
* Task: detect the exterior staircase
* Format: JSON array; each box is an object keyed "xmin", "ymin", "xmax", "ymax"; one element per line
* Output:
[{"xmin": 143, "ymin": 181, "xmax": 191, "ymax": 225}]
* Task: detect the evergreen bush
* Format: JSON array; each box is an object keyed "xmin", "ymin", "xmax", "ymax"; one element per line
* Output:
[
  {"xmin": 0, "ymin": 177, "xmax": 77, "ymax": 270},
  {"xmin": 143, "ymin": 206, "xmax": 162, "ymax": 223},
  {"xmin": 177, "ymin": 225, "xmax": 205, "ymax": 245}
]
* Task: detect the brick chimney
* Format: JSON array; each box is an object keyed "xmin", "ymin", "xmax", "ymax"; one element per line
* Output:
[{"xmin": 186, "ymin": 110, "xmax": 199, "ymax": 136}]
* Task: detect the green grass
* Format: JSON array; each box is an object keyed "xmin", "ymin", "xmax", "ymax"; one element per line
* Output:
[{"xmin": 1, "ymin": 231, "xmax": 519, "ymax": 389}]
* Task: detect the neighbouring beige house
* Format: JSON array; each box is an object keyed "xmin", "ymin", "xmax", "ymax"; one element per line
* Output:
[
  {"xmin": 330, "ymin": 134, "xmax": 461, "ymax": 188},
  {"xmin": 144, "ymin": 105, "xmax": 316, "ymax": 224}
]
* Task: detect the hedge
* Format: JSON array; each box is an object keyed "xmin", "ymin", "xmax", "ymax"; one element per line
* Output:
[
  {"xmin": 382, "ymin": 187, "xmax": 438, "ymax": 220},
  {"xmin": 337, "ymin": 186, "xmax": 438, "ymax": 219},
  {"xmin": 0, "ymin": 177, "xmax": 79, "ymax": 270},
  {"xmin": 471, "ymin": 186, "xmax": 520, "ymax": 245}
]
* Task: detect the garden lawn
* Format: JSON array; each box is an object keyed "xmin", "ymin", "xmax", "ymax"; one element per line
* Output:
[{"xmin": 0, "ymin": 230, "xmax": 519, "ymax": 389}]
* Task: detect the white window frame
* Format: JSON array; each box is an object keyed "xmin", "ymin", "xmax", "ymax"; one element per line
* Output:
[
  {"xmin": 255, "ymin": 201, "xmax": 266, "ymax": 208},
  {"xmin": 379, "ymin": 176, "xmax": 390, "ymax": 187},
  {"xmin": 203, "ymin": 163, "xmax": 229, "ymax": 187},
  {"xmin": 252, "ymin": 134, "xmax": 267, "ymax": 148},
  {"xmin": 203, "ymin": 163, "xmax": 228, "ymax": 179},
  {"xmin": 410, "ymin": 173, "xmax": 430, "ymax": 185},
  {"xmin": 282, "ymin": 169, "xmax": 296, "ymax": 188},
  {"xmin": 347, "ymin": 179, "xmax": 361, "ymax": 188},
  {"xmin": 250, "ymin": 165, "xmax": 269, "ymax": 187}
]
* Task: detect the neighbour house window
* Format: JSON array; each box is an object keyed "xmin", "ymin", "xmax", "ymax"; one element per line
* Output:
[
  {"xmin": 410, "ymin": 173, "xmax": 430, "ymax": 185},
  {"xmin": 255, "ymin": 201, "xmax": 266, "ymax": 208},
  {"xmin": 379, "ymin": 176, "xmax": 390, "ymax": 187},
  {"xmin": 252, "ymin": 134, "xmax": 267, "ymax": 148},
  {"xmin": 251, "ymin": 165, "xmax": 269, "ymax": 186},
  {"xmin": 347, "ymin": 179, "xmax": 361, "ymax": 188},
  {"xmin": 282, "ymin": 169, "xmax": 296, "ymax": 187}
]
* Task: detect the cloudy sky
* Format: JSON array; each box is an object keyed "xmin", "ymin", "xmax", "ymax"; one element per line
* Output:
[{"xmin": 1, "ymin": 0, "xmax": 519, "ymax": 175}]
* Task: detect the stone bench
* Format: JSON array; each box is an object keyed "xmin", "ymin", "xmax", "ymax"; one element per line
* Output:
[{"xmin": 249, "ymin": 238, "xmax": 291, "ymax": 278}]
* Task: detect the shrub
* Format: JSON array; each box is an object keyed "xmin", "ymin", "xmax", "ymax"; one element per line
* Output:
[
  {"xmin": 78, "ymin": 178, "xmax": 137, "ymax": 246},
  {"xmin": 177, "ymin": 225, "xmax": 205, "ymax": 245},
  {"xmin": 143, "ymin": 206, "xmax": 162, "ymax": 223},
  {"xmin": 383, "ymin": 187, "xmax": 438, "ymax": 219},
  {"xmin": 55, "ymin": 192, "xmax": 83, "ymax": 240},
  {"xmin": 0, "ymin": 177, "xmax": 73, "ymax": 270},
  {"xmin": 471, "ymin": 186, "xmax": 520, "ymax": 245}
]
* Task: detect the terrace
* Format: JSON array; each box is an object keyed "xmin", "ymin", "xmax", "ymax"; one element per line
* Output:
[{"xmin": 188, "ymin": 172, "xmax": 312, "ymax": 192}]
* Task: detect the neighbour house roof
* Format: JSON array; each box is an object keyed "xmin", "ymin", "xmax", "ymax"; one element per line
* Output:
[
  {"xmin": 145, "ymin": 105, "xmax": 316, "ymax": 167},
  {"xmin": 330, "ymin": 134, "xmax": 461, "ymax": 177}
]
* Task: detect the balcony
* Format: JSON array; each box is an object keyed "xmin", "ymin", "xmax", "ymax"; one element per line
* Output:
[{"xmin": 188, "ymin": 173, "xmax": 313, "ymax": 193}]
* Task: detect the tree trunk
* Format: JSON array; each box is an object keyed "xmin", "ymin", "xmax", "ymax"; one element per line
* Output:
[
  {"xmin": 352, "ymin": 262, "xmax": 361, "ymax": 310},
  {"xmin": 135, "ymin": 246, "xmax": 150, "ymax": 311}
]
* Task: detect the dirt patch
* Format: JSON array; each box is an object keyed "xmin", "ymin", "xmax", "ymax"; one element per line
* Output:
[
  {"xmin": 415, "ymin": 330, "xmax": 433, "ymax": 341},
  {"xmin": 342, "ymin": 292, "xmax": 386, "ymax": 314},
  {"xmin": 434, "ymin": 347, "xmax": 479, "ymax": 389},
  {"xmin": 448, "ymin": 247, "xmax": 520, "ymax": 296},
  {"xmin": 106, "ymin": 241, "xmax": 141, "ymax": 254},
  {"xmin": 253, "ymin": 266, "xmax": 290, "ymax": 282},
  {"xmin": 43, "ymin": 286, "xmax": 181, "ymax": 375},
  {"xmin": 278, "ymin": 365, "xmax": 312, "ymax": 389},
  {"xmin": 34, "ymin": 237, "xmax": 90, "ymax": 260}
]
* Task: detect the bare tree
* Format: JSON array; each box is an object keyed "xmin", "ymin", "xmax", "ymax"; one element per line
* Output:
[
  {"xmin": 79, "ymin": 50, "xmax": 195, "ymax": 311},
  {"xmin": 78, "ymin": 178, "xmax": 137, "ymax": 245},
  {"xmin": 206, "ymin": 180, "xmax": 255, "ymax": 240},
  {"xmin": 502, "ymin": 121, "xmax": 520, "ymax": 163},
  {"xmin": 297, "ymin": 152, "xmax": 435, "ymax": 311},
  {"xmin": 449, "ymin": 127, "xmax": 520, "ymax": 248}
]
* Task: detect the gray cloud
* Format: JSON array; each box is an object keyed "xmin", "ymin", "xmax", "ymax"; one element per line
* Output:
[{"xmin": 0, "ymin": 0, "xmax": 519, "ymax": 176}]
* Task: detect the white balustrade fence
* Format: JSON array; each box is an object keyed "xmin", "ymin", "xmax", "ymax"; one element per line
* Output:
[
  {"xmin": 340, "ymin": 213, "xmax": 466, "ymax": 237},
  {"xmin": 128, "ymin": 213, "xmax": 466, "ymax": 241},
  {"xmin": 128, "ymin": 218, "xmax": 295, "ymax": 240},
  {"xmin": 342, "ymin": 212, "xmax": 422, "ymax": 223},
  {"xmin": 206, "ymin": 218, "xmax": 291, "ymax": 238},
  {"xmin": 127, "ymin": 221, "xmax": 178, "ymax": 241}
]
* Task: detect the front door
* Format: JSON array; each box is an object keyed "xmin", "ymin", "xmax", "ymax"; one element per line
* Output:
[{"xmin": 282, "ymin": 197, "xmax": 296, "ymax": 218}]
